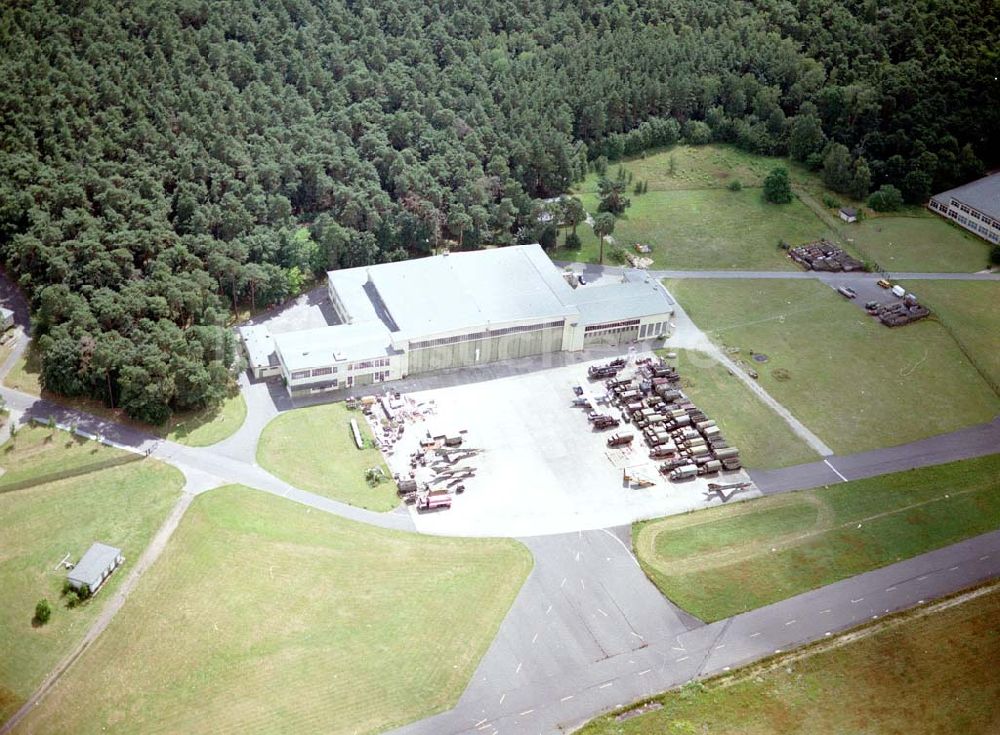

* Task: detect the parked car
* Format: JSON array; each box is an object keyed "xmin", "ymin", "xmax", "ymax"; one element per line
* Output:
[
  {"xmin": 837, "ymin": 286, "xmax": 857, "ymax": 299},
  {"xmin": 877, "ymin": 278, "xmax": 892, "ymax": 289},
  {"xmin": 577, "ymin": 274, "xmax": 587, "ymax": 285}
]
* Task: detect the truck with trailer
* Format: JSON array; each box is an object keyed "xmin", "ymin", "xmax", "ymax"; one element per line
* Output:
[{"xmin": 607, "ymin": 432, "xmax": 634, "ymax": 447}]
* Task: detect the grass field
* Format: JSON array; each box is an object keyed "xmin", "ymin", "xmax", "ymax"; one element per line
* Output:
[
  {"xmin": 851, "ymin": 215, "xmax": 992, "ymax": 273},
  {"xmin": 667, "ymin": 278, "xmax": 1000, "ymax": 454},
  {"xmin": 578, "ymin": 585, "xmax": 1000, "ymax": 735},
  {"xmin": 0, "ymin": 427, "xmax": 184, "ymax": 724},
  {"xmin": 257, "ymin": 402, "xmax": 398, "ymax": 511},
  {"xmin": 550, "ymin": 145, "xmax": 841, "ymax": 269},
  {"xmin": 16, "ymin": 486, "xmax": 533, "ymax": 735},
  {"xmin": 633, "ymin": 454, "xmax": 1000, "ymax": 621},
  {"xmin": 659, "ymin": 349, "xmax": 819, "ymax": 469},
  {"xmin": 3, "ymin": 347, "xmax": 246, "ymax": 447},
  {"xmin": 900, "ymin": 280, "xmax": 1000, "ymax": 388},
  {"xmin": 554, "ymin": 189, "xmax": 826, "ymax": 270}
]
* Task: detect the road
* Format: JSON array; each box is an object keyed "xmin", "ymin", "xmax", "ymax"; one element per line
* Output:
[
  {"xmin": 561, "ymin": 261, "xmax": 1000, "ymax": 282},
  {"xmin": 750, "ymin": 415, "xmax": 1000, "ymax": 494},
  {"xmin": 2, "ymin": 268, "xmax": 998, "ymax": 735},
  {"xmin": 388, "ymin": 528, "xmax": 1000, "ymax": 735}
]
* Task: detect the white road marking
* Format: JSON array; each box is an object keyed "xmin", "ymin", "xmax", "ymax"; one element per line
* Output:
[
  {"xmin": 515, "ymin": 662, "xmax": 522, "ymax": 674},
  {"xmin": 599, "ymin": 527, "xmax": 642, "ymax": 568},
  {"xmin": 948, "ymin": 566, "xmax": 959, "ymax": 571},
  {"xmin": 597, "ymin": 608, "xmax": 608, "ymax": 617},
  {"xmin": 499, "ymin": 693, "xmax": 506, "ymax": 705},
  {"xmin": 560, "ymin": 578, "xmax": 566, "ymax": 588},
  {"xmin": 750, "ymin": 632, "xmax": 761, "ymax": 638},
  {"xmin": 630, "ymin": 632, "xmax": 645, "ymax": 641},
  {"xmin": 917, "ymin": 575, "xmax": 927, "ymax": 581},
  {"xmin": 851, "ymin": 598, "xmax": 864, "ymax": 604},
  {"xmin": 476, "ymin": 724, "xmax": 491, "ymax": 731},
  {"xmin": 824, "ymin": 459, "xmax": 849, "ymax": 482},
  {"xmin": 531, "ymin": 633, "xmax": 538, "ymax": 644},
  {"xmin": 637, "ymin": 669, "xmax": 651, "ymax": 676},
  {"xmin": 546, "ymin": 604, "xmax": 553, "ymax": 615},
  {"xmin": 885, "ymin": 586, "xmax": 897, "ymax": 592},
  {"xmin": 575, "ymin": 551, "xmax": 581, "ymax": 562},
  {"xmin": 979, "ymin": 555, "xmax": 990, "ymax": 561},
  {"xmin": 819, "ymin": 609, "xmax": 831, "ymax": 614},
  {"xmin": 519, "ymin": 708, "xmax": 534, "ymax": 716},
  {"xmin": 561, "ymin": 695, "xmax": 574, "ymax": 702},
  {"xmin": 599, "ymin": 682, "xmax": 613, "ymax": 689},
  {"xmin": 676, "ymin": 655, "xmax": 689, "ymax": 662},
  {"xmin": 580, "ymin": 579, "xmax": 585, "ymax": 590},
  {"xmin": 785, "ymin": 619, "xmax": 796, "ymax": 626},
  {"xmin": 474, "ymin": 719, "xmax": 487, "ymax": 727},
  {"xmin": 714, "ymin": 644, "xmax": 726, "ymax": 650}
]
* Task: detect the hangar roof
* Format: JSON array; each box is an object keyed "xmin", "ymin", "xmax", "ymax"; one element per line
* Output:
[{"xmin": 932, "ymin": 173, "xmax": 1000, "ymax": 219}]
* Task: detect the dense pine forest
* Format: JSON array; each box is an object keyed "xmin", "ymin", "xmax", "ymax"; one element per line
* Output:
[{"xmin": 1, "ymin": 0, "xmax": 997, "ymax": 422}]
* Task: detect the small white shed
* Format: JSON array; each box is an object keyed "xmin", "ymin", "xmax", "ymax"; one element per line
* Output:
[{"xmin": 67, "ymin": 543, "xmax": 124, "ymax": 595}]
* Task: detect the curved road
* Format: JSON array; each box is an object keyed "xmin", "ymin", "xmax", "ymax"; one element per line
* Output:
[{"xmin": 2, "ymin": 271, "xmax": 998, "ymax": 735}]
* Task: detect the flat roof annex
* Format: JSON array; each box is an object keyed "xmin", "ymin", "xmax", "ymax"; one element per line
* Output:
[
  {"xmin": 274, "ymin": 322, "xmax": 397, "ymax": 372},
  {"xmin": 931, "ymin": 173, "xmax": 1000, "ymax": 219},
  {"xmin": 237, "ymin": 324, "xmax": 278, "ymax": 370}
]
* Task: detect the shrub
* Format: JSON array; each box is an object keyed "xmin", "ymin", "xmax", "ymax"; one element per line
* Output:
[
  {"xmin": 990, "ymin": 244, "xmax": 1000, "ymax": 266},
  {"xmin": 34, "ymin": 598, "xmax": 51, "ymax": 625},
  {"xmin": 867, "ymin": 184, "xmax": 904, "ymax": 212},
  {"xmin": 564, "ymin": 231, "xmax": 582, "ymax": 250},
  {"xmin": 822, "ymin": 194, "xmax": 841, "ymax": 209},
  {"xmin": 727, "ymin": 179, "xmax": 742, "ymax": 191},
  {"xmin": 607, "ymin": 246, "xmax": 628, "ymax": 265},
  {"xmin": 763, "ymin": 167, "xmax": 792, "ymax": 204}
]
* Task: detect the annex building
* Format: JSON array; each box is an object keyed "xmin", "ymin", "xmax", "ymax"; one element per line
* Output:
[
  {"xmin": 928, "ymin": 173, "xmax": 1000, "ymax": 244},
  {"xmin": 241, "ymin": 244, "xmax": 674, "ymax": 397}
]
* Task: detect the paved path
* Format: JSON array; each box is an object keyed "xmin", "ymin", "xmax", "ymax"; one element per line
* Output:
[
  {"xmin": 750, "ymin": 415, "xmax": 1000, "ymax": 494},
  {"xmin": 2, "ymin": 268, "xmax": 998, "ymax": 735},
  {"xmin": 660, "ymin": 282, "xmax": 834, "ymax": 456},
  {"xmin": 0, "ymin": 385, "xmax": 416, "ymax": 533},
  {"xmin": 560, "ymin": 261, "xmax": 1000, "ymax": 282},
  {"xmin": 0, "ymin": 493, "xmax": 196, "ymax": 735},
  {"xmin": 388, "ymin": 529, "xmax": 1000, "ymax": 735}
]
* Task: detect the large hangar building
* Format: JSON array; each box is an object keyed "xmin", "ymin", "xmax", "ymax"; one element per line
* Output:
[{"xmin": 241, "ymin": 244, "xmax": 673, "ymax": 397}]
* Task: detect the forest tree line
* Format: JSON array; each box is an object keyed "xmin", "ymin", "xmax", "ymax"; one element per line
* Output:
[{"xmin": 1, "ymin": 0, "xmax": 997, "ymax": 423}]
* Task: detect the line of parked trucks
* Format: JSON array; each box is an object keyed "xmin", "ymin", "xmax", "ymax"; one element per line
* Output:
[{"xmin": 581, "ymin": 356, "xmax": 743, "ymax": 482}]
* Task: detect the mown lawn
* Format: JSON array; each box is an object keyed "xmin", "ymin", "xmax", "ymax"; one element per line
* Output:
[
  {"xmin": 578, "ymin": 586, "xmax": 1000, "ymax": 735},
  {"xmin": 900, "ymin": 279, "xmax": 1000, "ymax": 388},
  {"xmin": 659, "ymin": 349, "xmax": 819, "ymax": 469},
  {"xmin": 3, "ymin": 346, "xmax": 247, "ymax": 447},
  {"xmin": 633, "ymin": 454, "xmax": 1000, "ymax": 621},
  {"xmin": 257, "ymin": 402, "xmax": 398, "ymax": 511},
  {"xmin": 667, "ymin": 278, "xmax": 999, "ymax": 453},
  {"xmin": 162, "ymin": 392, "xmax": 247, "ymax": 447},
  {"xmin": 16, "ymin": 486, "xmax": 533, "ymax": 735},
  {"xmin": 0, "ymin": 427, "xmax": 183, "ymax": 725},
  {"xmin": 851, "ymin": 215, "xmax": 992, "ymax": 273}
]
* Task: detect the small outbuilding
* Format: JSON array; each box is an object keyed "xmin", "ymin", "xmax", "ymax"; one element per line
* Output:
[
  {"xmin": 67, "ymin": 542, "xmax": 124, "ymax": 595},
  {"xmin": 839, "ymin": 207, "xmax": 858, "ymax": 223},
  {"xmin": 0, "ymin": 306, "xmax": 13, "ymax": 332}
]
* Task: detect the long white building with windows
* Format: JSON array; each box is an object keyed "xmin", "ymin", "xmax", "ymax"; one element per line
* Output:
[
  {"xmin": 240, "ymin": 244, "xmax": 673, "ymax": 397},
  {"xmin": 928, "ymin": 173, "xmax": 1000, "ymax": 244}
]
